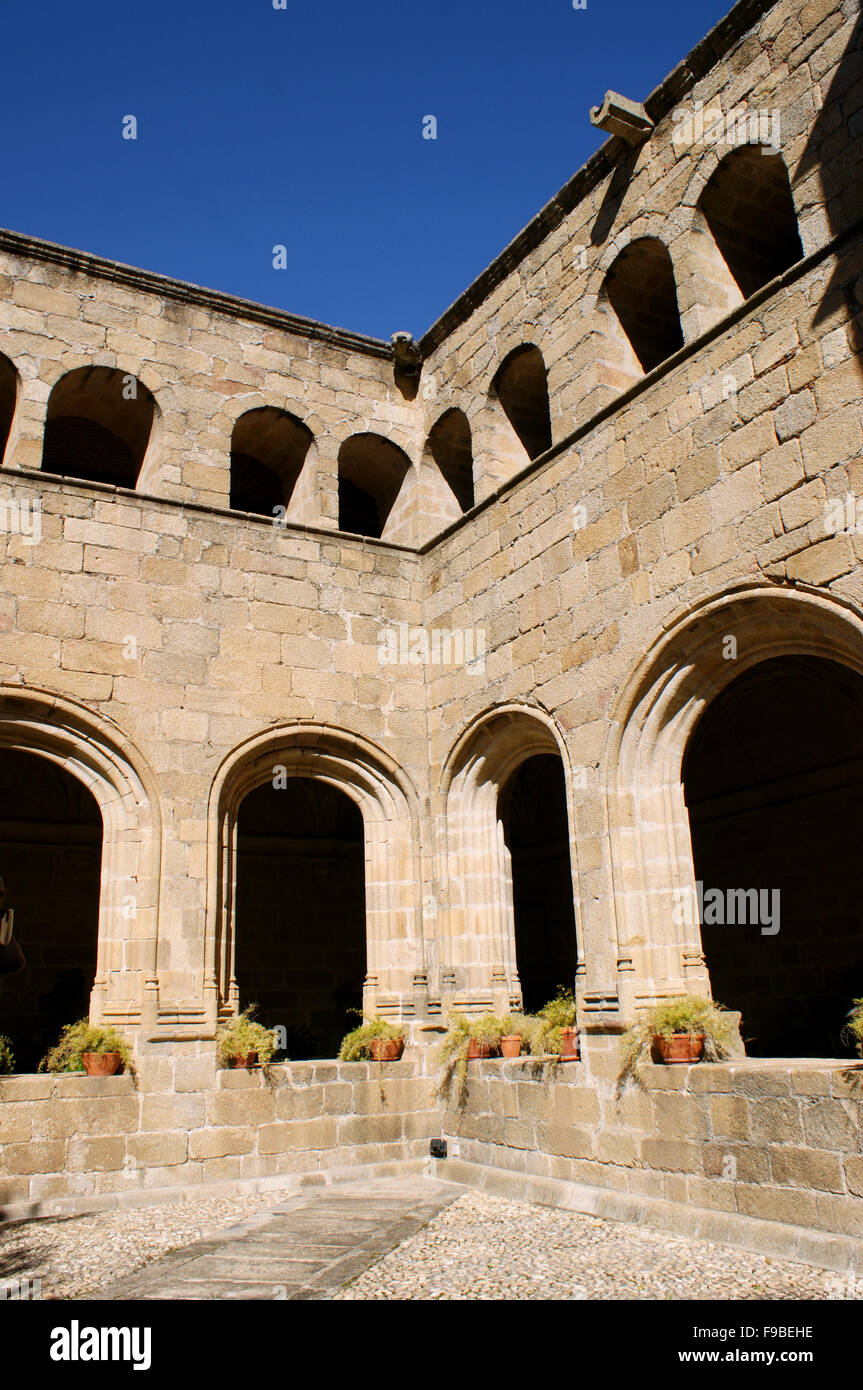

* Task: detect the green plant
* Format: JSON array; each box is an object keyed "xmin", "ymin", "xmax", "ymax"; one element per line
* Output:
[
  {"xmin": 0, "ymin": 1035, "xmax": 14, "ymax": 1075},
  {"xmin": 40, "ymin": 1019, "xmax": 134, "ymax": 1075},
  {"xmin": 842, "ymin": 998, "xmax": 863, "ymax": 1057},
  {"xmin": 617, "ymin": 994, "xmax": 735, "ymax": 1094},
  {"xmin": 537, "ymin": 986, "xmax": 577, "ymax": 1030},
  {"xmin": 216, "ymin": 1006, "xmax": 278, "ymax": 1067},
  {"xmin": 338, "ymin": 1016, "xmax": 408, "ymax": 1062},
  {"xmin": 434, "ymin": 1012, "xmax": 508, "ymax": 1107}
]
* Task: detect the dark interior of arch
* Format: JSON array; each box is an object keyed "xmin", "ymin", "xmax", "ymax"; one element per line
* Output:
[
  {"xmin": 0, "ymin": 352, "xmax": 17, "ymax": 465},
  {"xmin": 427, "ymin": 408, "xmax": 475, "ymax": 511},
  {"xmin": 492, "ymin": 346, "xmax": 553, "ymax": 461},
  {"xmin": 604, "ymin": 238, "xmax": 685, "ymax": 373},
  {"xmin": 42, "ymin": 366, "xmax": 155, "ymax": 488},
  {"xmin": 234, "ymin": 777, "xmax": 365, "ymax": 1059},
  {"xmin": 500, "ymin": 753, "xmax": 578, "ymax": 1014},
  {"xmin": 0, "ymin": 749, "xmax": 102, "ymax": 1073},
  {"xmin": 683, "ymin": 655, "xmax": 863, "ymax": 1058},
  {"xmin": 338, "ymin": 433, "xmax": 410, "ymax": 538},
  {"xmin": 700, "ymin": 146, "xmax": 804, "ymax": 299},
  {"xmin": 229, "ymin": 407, "xmax": 313, "ymax": 517}
]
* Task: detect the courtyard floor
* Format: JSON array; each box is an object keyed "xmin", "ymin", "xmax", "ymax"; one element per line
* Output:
[{"xmin": 0, "ymin": 1176, "xmax": 856, "ymax": 1301}]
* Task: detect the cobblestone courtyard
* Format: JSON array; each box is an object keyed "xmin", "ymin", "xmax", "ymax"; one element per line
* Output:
[{"xmin": 0, "ymin": 1179, "xmax": 855, "ymax": 1301}]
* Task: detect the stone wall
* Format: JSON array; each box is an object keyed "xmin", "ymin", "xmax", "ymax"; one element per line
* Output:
[
  {"xmin": 439, "ymin": 1048, "xmax": 863, "ymax": 1253},
  {"xmin": 0, "ymin": 1054, "xmax": 438, "ymax": 1216}
]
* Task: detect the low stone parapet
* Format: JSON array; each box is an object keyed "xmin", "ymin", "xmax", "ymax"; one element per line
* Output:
[{"xmin": 0, "ymin": 1058, "xmax": 438, "ymax": 1218}]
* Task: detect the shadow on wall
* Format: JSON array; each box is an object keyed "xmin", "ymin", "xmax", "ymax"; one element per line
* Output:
[
  {"xmin": 798, "ymin": 13, "xmax": 863, "ymax": 358},
  {"xmin": 683, "ymin": 656, "xmax": 863, "ymax": 1059}
]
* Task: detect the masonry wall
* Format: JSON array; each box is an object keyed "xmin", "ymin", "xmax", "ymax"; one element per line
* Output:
[
  {"xmin": 0, "ymin": 1055, "xmax": 437, "ymax": 1214},
  {"xmin": 440, "ymin": 1050, "xmax": 863, "ymax": 1248}
]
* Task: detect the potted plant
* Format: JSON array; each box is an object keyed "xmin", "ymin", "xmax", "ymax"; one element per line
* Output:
[
  {"xmin": 338, "ymin": 1016, "xmax": 408, "ymax": 1062},
  {"xmin": 500, "ymin": 1014, "xmax": 526, "ymax": 1058},
  {"xmin": 618, "ymin": 993, "xmax": 735, "ymax": 1092},
  {"xmin": 0, "ymin": 1034, "xmax": 13, "ymax": 1075},
  {"xmin": 467, "ymin": 1013, "xmax": 504, "ymax": 1059},
  {"xmin": 434, "ymin": 1012, "xmax": 507, "ymax": 1107},
  {"xmin": 842, "ymin": 997, "xmax": 863, "ymax": 1056},
  {"xmin": 536, "ymin": 987, "xmax": 580, "ymax": 1061},
  {"xmin": 216, "ymin": 1007, "xmax": 278, "ymax": 1069},
  {"xmin": 40, "ymin": 1019, "xmax": 134, "ymax": 1077}
]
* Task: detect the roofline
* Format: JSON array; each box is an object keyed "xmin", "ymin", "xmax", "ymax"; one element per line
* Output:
[
  {"xmin": 418, "ymin": 0, "xmax": 777, "ymax": 357},
  {"xmin": 0, "ymin": 227, "xmax": 393, "ymax": 361},
  {"xmin": 0, "ymin": 0, "xmax": 778, "ymax": 364}
]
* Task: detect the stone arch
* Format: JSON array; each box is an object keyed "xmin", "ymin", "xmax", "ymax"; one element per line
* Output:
[
  {"xmin": 673, "ymin": 144, "xmax": 804, "ymax": 339},
  {"xmin": 41, "ymin": 365, "xmax": 158, "ymax": 489},
  {"xmin": 439, "ymin": 704, "xmax": 580, "ymax": 1014},
  {"xmin": 491, "ymin": 344, "xmax": 553, "ymax": 462},
  {"xmin": 0, "ymin": 350, "xmax": 19, "ymax": 466},
  {"xmin": 0, "ymin": 686, "xmax": 163, "ymax": 1030},
  {"xmin": 600, "ymin": 237, "xmax": 684, "ymax": 376},
  {"xmin": 604, "ymin": 584, "xmax": 863, "ymax": 1022},
  {"xmin": 205, "ymin": 723, "xmax": 425, "ymax": 1027},
  {"xmin": 229, "ymin": 406, "xmax": 314, "ymax": 518},
  {"xmin": 697, "ymin": 145, "xmax": 803, "ymax": 299},
  {"xmin": 337, "ymin": 432, "xmax": 412, "ymax": 539},
  {"xmin": 426, "ymin": 407, "xmax": 474, "ymax": 513}
]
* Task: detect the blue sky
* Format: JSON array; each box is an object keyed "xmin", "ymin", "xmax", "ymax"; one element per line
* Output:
[{"xmin": 1, "ymin": 0, "xmax": 735, "ymax": 340}]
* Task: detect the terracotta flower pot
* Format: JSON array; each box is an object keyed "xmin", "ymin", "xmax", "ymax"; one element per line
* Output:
[
  {"xmin": 653, "ymin": 1032, "xmax": 705, "ymax": 1064},
  {"xmin": 559, "ymin": 1026, "xmax": 580, "ymax": 1061},
  {"xmin": 467, "ymin": 1038, "xmax": 496, "ymax": 1060},
  {"xmin": 81, "ymin": 1051, "xmax": 123, "ymax": 1077},
  {"xmin": 229, "ymin": 1051, "xmax": 259, "ymax": 1068},
  {"xmin": 500, "ymin": 1034, "xmax": 523, "ymax": 1059},
  {"xmin": 371, "ymin": 1037, "xmax": 405, "ymax": 1062}
]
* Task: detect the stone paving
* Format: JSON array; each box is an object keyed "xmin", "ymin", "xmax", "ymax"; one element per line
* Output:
[
  {"xmin": 90, "ymin": 1178, "xmax": 460, "ymax": 1301},
  {"xmin": 3, "ymin": 1176, "xmax": 857, "ymax": 1301},
  {"xmin": 333, "ymin": 1190, "xmax": 855, "ymax": 1301}
]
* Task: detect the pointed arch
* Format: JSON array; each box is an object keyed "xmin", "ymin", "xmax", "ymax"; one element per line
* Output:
[
  {"xmin": 0, "ymin": 686, "xmax": 163, "ymax": 1029},
  {"xmin": 604, "ymin": 584, "xmax": 863, "ymax": 1018},
  {"xmin": 439, "ymin": 704, "xmax": 580, "ymax": 1013},
  {"xmin": 205, "ymin": 723, "xmax": 425, "ymax": 1026}
]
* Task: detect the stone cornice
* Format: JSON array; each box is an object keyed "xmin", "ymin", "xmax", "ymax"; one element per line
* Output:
[{"xmin": 0, "ymin": 227, "xmax": 393, "ymax": 361}]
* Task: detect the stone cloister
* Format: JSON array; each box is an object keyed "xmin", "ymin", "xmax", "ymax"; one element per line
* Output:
[{"xmin": 0, "ymin": 0, "xmax": 862, "ymax": 1266}]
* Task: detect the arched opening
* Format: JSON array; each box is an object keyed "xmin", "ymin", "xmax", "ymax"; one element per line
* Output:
[
  {"xmin": 0, "ymin": 749, "xmax": 102, "ymax": 1072},
  {"xmin": 499, "ymin": 753, "xmax": 578, "ymax": 1013},
  {"xmin": 603, "ymin": 238, "xmax": 684, "ymax": 373},
  {"xmin": 442, "ymin": 708, "xmax": 579, "ymax": 1011},
  {"xmin": 683, "ymin": 655, "xmax": 863, "ymax": 1059},
  {"xmin": 42, "ymin": 367, "xmax": 155, "ymax": 488},
  {"xmin": 0, "ymin": 352, "xmax": 17, "ymax": 466},
  {"xmin": 700, "ymin": 146, "xmax": 803, "ymax": 299},
  {"xmin": 233, "ymin": 777, "xmax": 366, "ymax": 1059},
  {"xmin": 229, "ymin": 408, "xmax": 313, "ymax": 517},
  {"xmin": 427, "ymin": 409, "xmax": 475, "ymax": 512},
  {"xmin": 338, "ymin": 434, "xmax": 411, "ymax": 538},
  {"xmin": 491, "ymin": 346, "xmax": 552, "ymax": 461}
]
